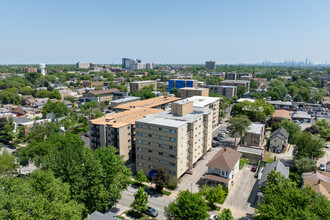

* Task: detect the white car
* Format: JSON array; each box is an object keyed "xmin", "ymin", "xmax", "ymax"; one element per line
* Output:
[{"xmin": 209, "ymin": 215, "xmax": 217, "ymax": 220}]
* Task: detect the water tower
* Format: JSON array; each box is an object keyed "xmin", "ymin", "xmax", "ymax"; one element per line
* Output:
[{"xmin": 40, "ymin": 63, "xmax": 46, "ymax": 76}]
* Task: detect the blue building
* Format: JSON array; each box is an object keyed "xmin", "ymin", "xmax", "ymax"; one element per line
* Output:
[{"xmin": 168, "ymin": 79, "xmax": 198, "ymax": 92}]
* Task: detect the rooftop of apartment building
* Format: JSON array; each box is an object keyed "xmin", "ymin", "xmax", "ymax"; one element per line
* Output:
[
  {"xmin": 110, "ymin": 96, "xmax": 141, "ymax": 104},
  {"xmin": 185, "ymin": 96, "xmax": 221, "ymax": 108},
  {"xmin": 88, "ymin": 88, "xmax": 120, "ymax": 96},
  {"xmin": 137, "ymin": 107, "xmax": 212, "ymax": 128},
  {"xmin": 115, "ymin": 96, "xmax": 181, "ymax": 110},
  {"xmin": 131, "ymin": 80, "xmax": 156, "ymax": 84},
  {"xmin": 179, "ymin": 87, "xmax": 208, "ymax": 91},
  {"xmin": 247, "ymin": 122, "xmax": 264, "ymax": 135},
  {"xmin": 220, "ymin": 80, "xmax": 249, "ymax": 83},
  {"xmin": 208, "ymin": 85, "xmax": 237, "ymax": 88},
  {"xmin": 90, "ymin": 107, "xmax": 163, "ymax": 128}
]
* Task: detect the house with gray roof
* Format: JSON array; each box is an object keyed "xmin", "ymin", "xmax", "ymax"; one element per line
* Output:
[
  {"xmin": 269, "ymin": 127, "xmax": 289, "ymax": 153},
  {"xmin": 257, "ymin": 160, "xmax": 289, "ymax": 203}
]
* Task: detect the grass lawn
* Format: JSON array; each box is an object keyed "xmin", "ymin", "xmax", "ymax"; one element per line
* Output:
[
  {"xmin": 161, "ymin": 190, "xmax": 171, "ymax": 196},
  {"xmin": 239, "ymin": 158, "xmax": 249, "ymax": 169},
  {"xmin": 263, "ymin": 151, "xmax": 274, "ymax": 165},
  {"xmin": 131, "ymin": 181, "xmax": 148, "ymax": 188}
]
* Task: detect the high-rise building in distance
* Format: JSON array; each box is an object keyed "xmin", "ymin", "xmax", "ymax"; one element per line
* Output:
[{"xmin": 205, "ymin": 60, "xmax": 216, "ymax": 70}]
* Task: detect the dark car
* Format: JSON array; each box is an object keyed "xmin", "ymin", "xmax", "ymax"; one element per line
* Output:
[
  {"xmin": 144, "ymin": 206, "xmax": 158, "ymax": 218},
  {"xmin": 144, "ymin": 187, "xmax": 155, "ymax": 195},
  {"xmin": 212, "ymin": 142, "xmax": 220, "ymax": 147},
  {"xmin": 213, "ymin": 136, "xmax": 223, "ymax": 141},
  {"xmin": 251, "ymin": 166, "xmax": 257, "ymax": 172}
]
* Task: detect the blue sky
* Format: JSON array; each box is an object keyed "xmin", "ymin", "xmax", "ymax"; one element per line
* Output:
[{"xmin": 1, "ymin": 0, "xmax": 330, "ymax": 64}]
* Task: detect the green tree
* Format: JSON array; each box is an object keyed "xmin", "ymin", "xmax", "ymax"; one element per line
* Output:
[
  {"xmin": 227, "ymin": 115, "xmax": 251, "ymax": 146},
  {"xmin": 64, "ymin": 96, "xmax": 75, "ymax": 103},
  {"xmin": 237, "ymin": 85, "xmax": 247, "ymax": 98},
  {"xmin": 152, "ymin": 168, "xmax": 170, "ymax": 192},
  {"xmin": 0, "ymin": 88, "xmax": 23, "ymax": 105},
  {"xmin": 50, "ymin": 89, "xmax": 62, "ymax": 100},
  {"xmin": 19, "ymin": 86, "xmax": 34, "ymax": 95},
  {"xmin": 294, "ymin": 157, "xmax": 317, "ymax": 173},
  {"xmin": 256, "ymin": 171, "xmax": 330, "ymax": 220},
  {"xmin": 231, "ymin": 100, "xmax": 274, "ymax": 123},
  {"xmin": 293, "ymin": 132, "xmax": 325, "ymax": 159},
  {"xmin": 0, "ymin": 170, "xmax": 84, "ymax": 219},
  {"xmin": 35, "ymin": 89, "xmax": 52, "ymax": 98},
  {"xmin": 201, "ymin": 185, "xmax": 226, "ymax": 209},
  {"xmin": 250, "ymin": 79, "xmax": 258, "ymax": 90},
  {"xmin": 287, "ymin": 85, "xmax": 299, "ymax": 98},
  {"xmin": 0, "ymin": 149, "xmax": 18, "ymax": 176},
  {"xmin": 170, "ymin": 88, "xmax": 178, "ymax": 97},
  {"xmin": 165, "ymin": 190, "xmax": 210, "ymax": 220},
  {"xmin": 134, "ymin": 169, "xmax": 149, "ymax": 185},
  {"xmin": 277, "ymin": 119, "xmax": 300, "ymax": 143},
  {"xmin": 42, "ymin": 100, "xmax": 69, "ymax": 118},
  {"xmin": 315, "ymin": 119, "xmax": 330, "ymax": 141},
  {"xmin": 131, "ymin": 187, "xmax": 148, "ymax": 213},
  {"xmin": 217, "ymin": 209, "xmax": 234, "ymax": 220},
  {"xmin": 0, "ymin": 117, "xmax": 16, "ymax": 143}
]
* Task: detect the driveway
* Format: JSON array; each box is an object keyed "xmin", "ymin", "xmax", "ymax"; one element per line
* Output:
[
  {"xmin": 222, "ymin": 165, "xmax": 259, "ymax": 219},
  {"xmin": 114, "ymin": 185, "xmax": 172, "ymax": 220},
  {"xmin": 317, "ymin": 147, "xmax": 330, "ymax": 168}
]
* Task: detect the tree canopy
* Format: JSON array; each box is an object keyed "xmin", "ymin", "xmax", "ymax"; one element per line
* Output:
[
  {"xmin": 256, "ymin": 171, "xmax": 330, "ymax": 220},
  {"xmin": 227, "ymin": 115, "xmax": 252, "ymax": 146},
  {"xmin": 42, "ymin": 100, "xmax": 69, "ymax": 118},
  {"xmin": 231, "ymin": 100, "xmax": 274, "ymax": 123},
  {"xmin": 293, "ymin": 131, "xmax": 325, "ymax": 159},
  {"xmin": 131, "ymin": 187, "xmax": 148, "ymax": 213},
  {"xmin": 165, "ymin": 190, "xmax": 210, "ymax": 220}
]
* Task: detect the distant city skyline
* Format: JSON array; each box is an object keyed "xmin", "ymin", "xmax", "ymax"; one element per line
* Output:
[{"xmin": 1, "ymin": 0, "xmax": 330, "ymax": 64}]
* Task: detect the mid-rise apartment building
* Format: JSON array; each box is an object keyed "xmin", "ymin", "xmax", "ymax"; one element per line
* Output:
[
  {"xmin": 89, "ymin": 107, "xmax": 163, "ymax": 161},
  {"xmin": 86, "ymin": 88, "xmax": 120, "ymax": 102},
  {"xmin": 185, "ymin": 96, "xmax": 221, "ymax": 129},
  {"xmin": 82, "ymin": 80, "xmax": 104, "ymax": 87},
  {"xmin": 130, "ymin": 80, "xmax": 157, "ymax": 92},
  {"xmin": 208, "ymin": 85, "xmax": 237, "ymax": 99},
  {"xmin": 219, "ymin": 80, "xmax": 250, "ymax": 92},
  {"xmin": 178, "ymin": 87, "xmax": 209, "ymax": 98},
  {"xmin": 135, "ymin": 100, "xmax": 212, "ymax": 178},
  {"xmin": 110, "ymin": 97, "xmax": 141, "ymax": 109},
  {"xmin": 76, "ymin": 62, "xmax": 91, "ymax": 69},
  {"xmin": 205, "ymin": 61, "xmax": 216, "ymax": 70},
  {"xmin": 242, "ymin": 122, "xmax": 265, "ymax": 148},
  {"xmin": 225, "ymin": 72, "xmax": 237, "ymax": 80},
  {"xmin": 168, "ymin": 79, "xmax": 198, "ymax": 92}
]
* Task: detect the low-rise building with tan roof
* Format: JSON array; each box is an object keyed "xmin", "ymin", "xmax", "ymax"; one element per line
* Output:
[
  {"xmin": 89, "ymin": 107, "xmax": 163, "ymax": 161},
  {"xmin": 86, "ymin": 88, "xmax": 120, "ymax": 102},
  {"xmin": 302, "ymin": 171, "xmax": 330, "ymax": 200},
  {"xmin": 271, "ymin": 109, "xmax": 292, "ymax": 123},
  {"xmin": 114, "ymin": 96, "xmax": 181, "ymax": 111}
]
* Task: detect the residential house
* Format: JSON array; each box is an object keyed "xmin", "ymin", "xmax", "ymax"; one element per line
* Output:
[
  {"xmin": 242, "ymin": 123, "xmax": 265, "ymax": 148},
  {"xmin": 269, "ymin": 127, "xmax": 289, "ymax": 153},
  {"xmin": 11, "ymin": 107, "xmax": 26, "ymax": 118},
  {"xmin": 302, "ymin": 171, "xmax": 330, "ymax": 200},
  {"xmin": 257, "ymin": 160, "xmax": 289, "ymax": 203},
  {"xmin": 204, "ymin": 148, "xmax": 242, "ymax": 187}
]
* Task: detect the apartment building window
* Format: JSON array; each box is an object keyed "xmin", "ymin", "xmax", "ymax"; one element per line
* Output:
[
  {"xmin": 158, "ymin": 127, "xmax": 163, "ymax": 131},
  {"xmin": 128, "ymin": 139, "xmax": 130, "ymax": 142},
  {"xmin": 159, "ymin": 160, "xmax": 164, "ymax": 164},
  {"xmin": 137, "ymin": 154, "xmax": 143, "ymax": 159},
  {"xmin": 169, "ymin": 170, "xmax": 176, "ymax": 175},
  {"xmin": 148, "ymin": 142, "xmax": 152, "ymax": 146},
  {"xmin": 148, "ymin": 126, "xmax": 152, "ymax": 129},
  {"xmin": 138, "ymin": 162, "xmax": 143, "ymax": 166},
  {"xmin": 169, "ymin": 129, "xmax": 176, "ymax": 134},
  {"xmin": 127, "ymin": 126, "xmax": 130, "ymax": 129},
  {"xmin": 169, "ymin": 154, "xmax": 175, "ymax": 158},
  {"xmin": 137, "ymin": 124, "xmax": 142, "ymax": 128},
  {"xmin": 159, "ymin": 144, "xmax": 164, "ymax": 148},
  {"xmin": 137, "ymin": 132, "xmax": 142, "ymax": 136},
  {"xmin": 149, "ymin": 165, "xmax": 154, "ymax": 169},
  {"xmin": 137, "ymin": 139, "xmax": 142, "ymax": 144},
  {"xmin": 159, "ymin": 136, "xmax": 163, "ymax": 140},
  {"xmin": 159, "ymin": 152, "xmax": 163, "ymax": 156},
  {"xmin": 137, "ymin": 147, "xmax": 143, "ymax": 151},
  {"xmin": 169, "ymin": 146, "xmax": 176, "ymax": 150},
  {"xmin": 148, "ymin": 149, "xmax": 153, "ymax": 153},
  {"xmin": 169, "ymin": 162, "xmax": 175, "ymax": 166},
  {"xmin": 169, "ymin": 137, "xmax": 176, "ymax": 142},
  {"xmin": 148, "ymin": 134, "xmax": 152, "ymax": 137}
]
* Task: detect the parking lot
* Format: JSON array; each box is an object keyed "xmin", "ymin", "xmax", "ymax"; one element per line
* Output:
[{"xmin": 223, "ymin": 165, "xmax": 259, "ymax": 219}]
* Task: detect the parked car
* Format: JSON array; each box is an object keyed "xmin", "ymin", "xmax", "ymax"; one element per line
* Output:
[
  {"xmin": 209, "ymin": 215, "xmax": 217, "ymax": 220},
  {"xmin": 144, "ymin": 206, "xmax": 158, "ymax": 218},
  {"xmin": 251, "ymin": 166, "xmax": 257, "ymax": 172},
  {"xmin": 213, "ymin": 136, "xmax": 223, "ymax": 141},
  {"xmin": 325, "ymin": 144, "xmax": 330, "ymax": 149},
  {"xmin": 144, "ymin": 187, "xmax": 155, "ymax": 195},
  {"xmin": 212, "ymin": 142, "xmax": 220, "ymax": 147},
  {"xmin": 320, "ymin": 164, "xmax": 325, "ymax": 171}
]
